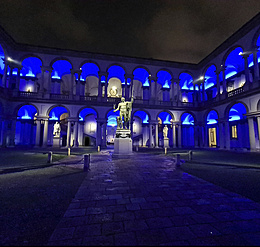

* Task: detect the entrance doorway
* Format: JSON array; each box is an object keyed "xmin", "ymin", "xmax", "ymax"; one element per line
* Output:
[{"xmin": 208, "ymin": 127, "xmax": 216, "ymax": 147}]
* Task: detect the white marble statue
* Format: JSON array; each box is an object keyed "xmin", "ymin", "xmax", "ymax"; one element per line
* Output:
[
  {"xmin": 163, "ymin": 125, "xmax": 168, "ymax": 138},
  {"xmin": 53, "ymin": 121, "xmax": 61, "ymax": 137}
]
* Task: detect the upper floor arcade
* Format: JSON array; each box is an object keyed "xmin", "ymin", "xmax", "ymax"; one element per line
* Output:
[{"xmin": 0, "ymin": 12, "xmax": 259, "ymax": 110}]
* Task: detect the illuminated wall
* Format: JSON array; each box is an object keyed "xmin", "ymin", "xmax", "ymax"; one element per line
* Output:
[{"xmin": 181, "ymin": 113, "xmax": 194, "ymax": 147}]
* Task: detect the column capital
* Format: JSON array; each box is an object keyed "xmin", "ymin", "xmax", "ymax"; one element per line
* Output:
[
  {"xmin": 96, "ymin": 118, "xmax": 107, "ymax": 124},
  {"xmin": 98, "ymin": 71, "xmax": 108, "ymax": 77},
  {"xmin": 41, "ymin": 66, "xmax": 53, "ymax": 72},
  {"xmin": 67, "ymin": 117, "xmax": 79, "ymax": 122},
  {"xmin": 125, "ymin": 74, "xmax": 134, "ymax": 79},
  {"xmin": 36, "ymin": 115, "xmax": 49, "ymax": 120},
  {"xmin": 149, "ymin": 120, "xmax": 159, "ymax": 125},
  {"xmin": 149, "ymin": 76, "xmax": 157, "ymax": 82},
  {"xmin": 219, "ymin": 65, "xmax": 226, "ymax": 71},
  {"xmin": 173, "ymin": 78, "xmax": 180, "ymax": 84},
  {"xmin": 70, "ymin": 68, "xmax": 77, "ymax": 74},
  {"xmin": 241, "ymin": 53, "xmax": 250, "ymax": 59}
]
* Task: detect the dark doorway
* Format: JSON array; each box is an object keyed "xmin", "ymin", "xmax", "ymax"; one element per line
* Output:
[{"xmin": 84, "ymin": 136, "xmax": 90, "ymax": 146}]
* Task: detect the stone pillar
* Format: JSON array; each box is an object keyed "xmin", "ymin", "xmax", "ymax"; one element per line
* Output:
[
  {"xmin": 76, "ymin": 70, "xmax": 82, "ymax": 96},
  {"xmin": 96, "ymin": 118, "xmax": 106, "ymax": 147},
  {"xmin": 204, "ymin": 124, "xmax": 208, "ymax": 147},
  {"xmin": 70, "ymin": 69, "xmax": 76, "ymax": 98},
  {"xmin": 218, "ymin": 120, "xmax": 225, "ymax": 149},
  {"xmin": 9, "ymin": 118, "xmax": 16, "ymax": 146},
  {"xmin": 175, "ymin": 79, "xmax": 180, "ymax": 105},
  {"xmin": 221, "ymin": 66, "xmax": 227, "ymax": 93},
  {"xmin": 248, "ymin": 117, "xmax": 256, "ymax": 151},
  {"xmin": 153, "ymin": 77, "xmax": 158, "ymax": 100},
  {"xmin": 224, "ymin": 121, "xmax": 230, "ymax": 150},
  {"xmin": 128, "ymin": 75, "xmax": 134, "ymax": 100},
  {"xmin": 170, "ymin": 79, "xmax": 175, "ymax": 101},
  {"xmin": 40, "ymin": 66, "xmax": 53, "ymax": 94},
  {"xmin": 172, "ymin": 123, "xmax": 176, "ymax": 148},
  {"xmin": 194, "ymin": 124, "xmax": 199, "ymax": 148},
  {"xmin": 215, "ymin": 69, "xmax": 221, "ymax": 95},
  {"xmin": 201, "ymin": 79, "xmax": 205, "ymax": 101},
  {"xmin": 101, "ymin": 122, "xmax": 107, "ymax": 147},
  {"xmin": 149, "ymin": 123, "xmax": 154, "ymax": 147},
  {"xmin": 40, "ymin": 67, "xmax": 45, "ymax": 93},
  {"xmin": 104, "ymin": 73, "xmax": 108, "ymax": 100},
  {"xmin": 253, "ymin": 48, "xmax": 259, "ymax": 82},
  {"xmin": 98, "ymin": 73, "xmax": 102, "ymax": 98},
  {"xmin": 8, "ymin": 67, "xmax": 13, "ymax": 89},
  {"xmin": 35, "ymin": 119, "xmax": 41, "ymax": 146},
  {"xmin": 66, "ymin": 120, "xmax": 72, "ymax": 147},
  {"xmin": 96, "ymin": 120, "xmax": 102, "ymax": 147},
  {"xmin": 177, "ymin": 123, "xmax": 182, "ymax": 148},
  {"xmin": 155, "ymin": 123, "xmax": 159, "ymax": 148},
  {"xmin": 16, "ymin": 68, "xmax": 21, "ymax": 91},
  {"xmin": 257, "ymin": 116, "xmax": 260, "ymax": 148},
  {"xmin": 2, "ymin": 62, "xmax": 8, "ymax": 88},
  {"xmin": 74, "ymin": 121, "xmax": 79, "ymax": 147},
  {"xmin": 242, "ymin": 54, "xmax": 250, "ymax": 83},
  {"xmin": 42, "ymin": 118, "xmax": 49, "ymax": 147}
]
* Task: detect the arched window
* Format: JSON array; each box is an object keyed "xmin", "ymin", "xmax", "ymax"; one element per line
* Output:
[{"xmin": 207, "ymin": 110, "xmax": 218, "ymax": 125}]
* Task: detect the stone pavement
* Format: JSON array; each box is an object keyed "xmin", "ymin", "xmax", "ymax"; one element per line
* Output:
[{"xmin": 48, "ymin": 151, "xmax": 260, "ymax": 246}]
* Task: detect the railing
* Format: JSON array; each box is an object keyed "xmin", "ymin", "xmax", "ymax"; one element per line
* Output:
[
  {"xmin": 227, "ymin": 86, "xmax": 244, "ymax": 97},
  {"xmin": 80, "ymin": 96, "xmax": 98, "ymax": 101},
  {"xmin": 50, "ymin": 93, "xmax": 69, "ymax": 100},
  {"xmin": 19, "ymin": 91, "xmax": 39, "ymax": 98}
]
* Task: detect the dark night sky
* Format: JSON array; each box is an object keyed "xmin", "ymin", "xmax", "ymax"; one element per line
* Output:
[{"xmin": 0, "ymin": 0, "xmax": 260, "ymax": 64}]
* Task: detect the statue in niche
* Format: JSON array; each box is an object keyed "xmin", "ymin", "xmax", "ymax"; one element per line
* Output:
[
  {"xmin": 114, "ymin": 95, "xmax": 134, "ymax": 130},
  {"xmin": 163, "ymin": 125, "xmax": 168, "ymax": 139},
  {"xmin": 53, "ymin": 121, "xmax": 61, "ymax": 137}
]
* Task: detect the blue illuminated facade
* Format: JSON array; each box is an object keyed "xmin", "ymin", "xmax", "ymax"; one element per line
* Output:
[{"xmin": 0, "ymin": 13, "xmax": 260, "ymax": 150}]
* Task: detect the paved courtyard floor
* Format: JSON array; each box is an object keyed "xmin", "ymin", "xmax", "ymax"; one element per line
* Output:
[{"xmin": 47, "ymin": 150, "xmax": 260, "ymax": 246}]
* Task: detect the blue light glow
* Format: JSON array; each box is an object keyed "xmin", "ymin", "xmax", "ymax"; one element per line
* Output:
[
  {"xmin": 108, "ymin": 65, "xmax": 125, "ymax": 83},
  {"xmin": 143, "ymin": 77, "xmax": 149, "ymax": 86},
  {"xmin": 204, "ymin": 65, "xmax": 216, "ymax": 90},
  {"xmin": 133, "ymin": 68, "xmax": 150, "ymax": 86},
  {"xmin": 17, "ymin": 105, "xmax": 37, "ymax": 120},
  {"xmin": 49, "ymin": 106, "xmax": 68, "ymax": 120},
  {"xmin": 107, "ymin": 109, "xmax": 119, "ymax": 127},
  {"xmin": 21, "ymin": 57, "xmax": 42, "ymax": 77},
  {"xmin": 158, "ymin": 112, "xmax": 172, "ymax": 124},
  {"xmin": 134, "ymin": 111, "xmax": 149, "ymax": 123},
  {"xmin": 157, "ymin": 70, "xmax": 172, "ymax": 89},
  {"xmin": 0, "ymin": 45, "xmax": 5, "ymax": 74},
  {"xmin": 225, "ymin": 47, "xmax": 244, "ymax": 79},
  {"xmin": 179, "ymin": 73, "xmax": 194, "ymax": 90},
  {"xmin": 80, "ymin": 63, "xmax": 99, "ymax": 81},
  {"xmin": 229, "ymin": 103, "xmax": 246, "ymax": 122},
  {"xmin": 52, "ymin": 60, "xmax": 72, "ymax": 79},
  {"xmin": 207, "ymin": 110, "xmax": 218, "ymax": 125},
  {"xmin": 79, "ymin": 108, "xmax": 97, "ymax": 121},
  {"xmin": 181, "ymin": 113, "xmax": 194, "ymax": 125}
]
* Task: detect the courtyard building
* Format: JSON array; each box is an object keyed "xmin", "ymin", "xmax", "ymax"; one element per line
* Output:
[{"xmin": 0, "ymin": 13, "xmax": 260, "ymax": 151}]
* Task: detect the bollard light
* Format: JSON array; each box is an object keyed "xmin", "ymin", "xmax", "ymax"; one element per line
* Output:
[
  {"xmin": 84, "ymin": 154, "xmax": 90, "ymax": 171},
  {"xmin": 98, "ymin": 146, "xmax": 100, "ymax": 152},
  {"xmin": 165, "ymin": 147, "xmax": 167, "ymax": 155},
  {"xmin": 68, "ymin": 148, "xmax": 70, "ymax": 156},
  {"xmin": 47, "ymin": 151, "xmax": 53, "ymax": 163}
]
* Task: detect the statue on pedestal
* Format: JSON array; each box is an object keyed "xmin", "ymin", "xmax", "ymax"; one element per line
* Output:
[
  {"xmin": 53, "ymin": 121, "xmax": 61, "ymax": 137},
  {"xmin": 113, "ymin": 95, "xmax": 134, "ymax": 130},
  {"xmin": 163, "ymin": 125, "xmax": 168, "ymax": 139}
]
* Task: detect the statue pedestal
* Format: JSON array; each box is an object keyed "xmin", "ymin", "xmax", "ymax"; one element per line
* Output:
[
  {"xmin": 113, "ymin": 129, "xmax": 133, "ymax": 158},
  {"xmin": 163, "ymin": 137, "xmax": 169, "ymax": 148},
  {"xmin": 53, "ymin": 136, "xmax": 61, "ymax": 147}
]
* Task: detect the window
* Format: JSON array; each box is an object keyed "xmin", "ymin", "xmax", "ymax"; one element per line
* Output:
[{"xmin": 231, "ymin": 125, "xmax": 237, "ymax": 139}]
